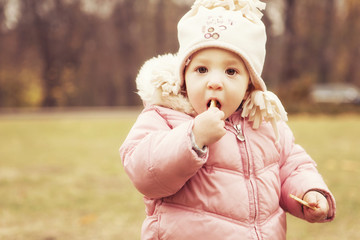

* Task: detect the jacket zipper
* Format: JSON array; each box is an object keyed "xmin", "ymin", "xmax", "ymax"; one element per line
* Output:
[
  {"xmin": 231, "ymin": 118, "xmax": 260, "ymax": 239},
  {"xmin": 233, "ymin": 123, "xmax": 245, "ymax": 142}
]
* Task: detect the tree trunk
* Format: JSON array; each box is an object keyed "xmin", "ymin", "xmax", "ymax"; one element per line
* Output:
[
  {"xmin": 114, "ymin": 0, "xmax": 140, "ymax": 106},
  {"xmin": 343, "ymin": 1, "xmax": 360, "ymax": 85},
  {"xmin": 28, "ymin": 0, "xmax": 61, "ymax": 107},
  {"xmin": 281, "ymin": 0, "xmax": 299, "ymax": 83},
  {"xmin": 317, "ymin": 0, "xmax": 335, "ymax": 84},
  {"xmin": 155, "ymin": 0, "xmax": 166, "ymax": 54}
]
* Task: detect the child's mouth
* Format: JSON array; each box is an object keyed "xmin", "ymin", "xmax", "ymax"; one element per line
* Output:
[{"xmin": 207, "ymin": 99, "xmax": 221, "ymax": 109}]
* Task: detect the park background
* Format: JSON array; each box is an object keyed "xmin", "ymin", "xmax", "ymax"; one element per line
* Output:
[{"xmin": 1, "ymin": 0, "xmax": 360, "ymax": 239}]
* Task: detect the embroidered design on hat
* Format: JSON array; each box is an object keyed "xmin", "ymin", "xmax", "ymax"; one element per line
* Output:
[{"xmin": 202, "ymin": 15, "xmax": 234, "ymax": 40}]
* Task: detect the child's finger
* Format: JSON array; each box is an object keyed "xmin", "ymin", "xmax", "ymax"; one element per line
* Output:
[
  {"xmin": 216, "ymin": 110, "xmax": 225, "ymax": 120},
  {"xmin": 304, "ymin": 205, "xmax": 328, "ymax": 222},
  {"xmin": 302, "ymin": 191, "xmax": 329, "ymax": 222},
  {"xmin": 207, "ymin": 107, "xmax": 225, "ymax": 120},
  {"xmin": 303, "ymin": 194, "xmax": 318, "ymax": 209},
  {"xmin": 317, "ymin": 198, "xmax": 329, "ymax": 211}
]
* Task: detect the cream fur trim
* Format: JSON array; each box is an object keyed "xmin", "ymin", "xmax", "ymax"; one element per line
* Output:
[{"xmin": 136, "ymin": 54, "xmax": 196, "ymax": 115}]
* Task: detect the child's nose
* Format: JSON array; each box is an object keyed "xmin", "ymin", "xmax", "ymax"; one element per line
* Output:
[{"xmin": 207, "ymin": 74, "xmax": 223, "ymax": 90}]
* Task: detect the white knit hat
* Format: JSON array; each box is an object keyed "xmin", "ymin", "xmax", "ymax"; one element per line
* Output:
[{"xmin": 177, "ymin": 0, "xmax": 267, "ymax": 91}]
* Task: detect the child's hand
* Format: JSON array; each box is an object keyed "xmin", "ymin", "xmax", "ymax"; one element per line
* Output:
[
  {"xmin": 192, "ymin": 106, "xmax": 226, "ymax": 148},
  {"xmin": 303, "ymin": 191, "xmax": 329, "ymax": 222}
]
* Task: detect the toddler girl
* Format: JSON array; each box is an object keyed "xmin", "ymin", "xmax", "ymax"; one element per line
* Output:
[{"xmin": 120, "ymin": 1, "xmax": 336, "ymax": 239}]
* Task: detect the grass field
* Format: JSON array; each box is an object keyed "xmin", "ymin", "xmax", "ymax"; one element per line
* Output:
[{"xmin": 0, "ymin": 109, "xmax": 359, "ymax": 240}]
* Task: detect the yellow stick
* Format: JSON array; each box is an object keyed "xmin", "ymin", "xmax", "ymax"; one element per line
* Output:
[
  {"xmin": 289, "ymin": 194, "xmax": 317, "ymax": 210},
  {"xmin": 210, "ymin": 99, "xmax": 216, "ymax": 108}
]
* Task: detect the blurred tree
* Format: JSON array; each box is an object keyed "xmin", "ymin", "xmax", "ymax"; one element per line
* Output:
[
  {"xmin": 0, "ymin": 1, "xmax": 5, "ymax": 29},
  {"xmin": 111, "ymin": 0, "xmax": 186, "ymax": 106},
  {"xmin": 112, "ymin": 0, "xmax": 141, "ymax": 106},
  {"xmin": 155, "ymin": 0, "xmax": 166, "ymax": 54},
  {"xmin": 317, "ymin": 0, "xmax": 335, "ymax": 84},
  {"xmin": 282, "ymin": 0, "xmax": 298, "ymax": 83},
  {"xmin": 342, "ymin": 0, "xmax": 360, "ymax": 85},
  {"xmin": 0, "ymin": 1, "xmax": 4, "ymax": 104},
  {"xmin": 0, "ymin": 0, "xmax": 359, "ymax": 108},
  {"xmin": 278, "ymin": 0, "xmax": 352, "ymax": 105},
  {"xmin": 23, "ymin": 0, "xmax": 94, "ymax": 107}
]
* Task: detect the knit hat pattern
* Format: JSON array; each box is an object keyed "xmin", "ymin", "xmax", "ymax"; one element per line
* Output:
[{"xmin": 177, "ymin": 0, "xmax": 267, "ymax": 91}]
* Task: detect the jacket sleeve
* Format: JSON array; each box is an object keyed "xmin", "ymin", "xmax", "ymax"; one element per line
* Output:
[
  {"xmin": 278, "ymin": 121, "xmax": 336, "ymax": 222},
  {"xmin": 119, "ymin": 108, "xmax": 207, "ymax": 199}
]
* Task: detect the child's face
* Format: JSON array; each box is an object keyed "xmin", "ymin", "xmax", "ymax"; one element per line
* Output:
[{"xmin": 184, "ymin": 48, "xmax": 250, "ymax": 119}]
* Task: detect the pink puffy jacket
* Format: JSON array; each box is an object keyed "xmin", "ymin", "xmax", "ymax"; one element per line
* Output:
[{"xmin": 120, "ymin": 105, "xmax": 335, "ymax": 240}]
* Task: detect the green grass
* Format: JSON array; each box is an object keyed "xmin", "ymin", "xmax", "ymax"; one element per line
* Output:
[
  {"xmin": 0, "ymin": 110, "xmax": 359, "ymax": 239},
  {"xmin": 286, "ymin": 114, "xmax": 360, "ymax": 240},
  {"xmin": 0, "ymin": 110, "xmax": 144, "ymax": 240}
]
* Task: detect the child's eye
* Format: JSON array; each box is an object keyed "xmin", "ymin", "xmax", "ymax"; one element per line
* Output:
[
  {"xmin": 226, "ymin": 68, "xmax": 237, "ymax": 76},
  {"xmin": 196, "ymin": 67, "xmax": 208, "ymax": 73}
]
